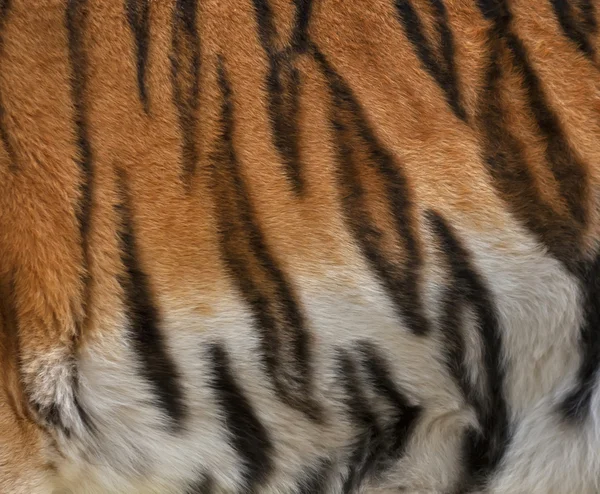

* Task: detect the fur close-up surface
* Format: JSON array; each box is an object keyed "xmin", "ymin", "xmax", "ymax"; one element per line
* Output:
[{"xmin": 1, "ymin": 0, "xmax": 600, "ymax": 492}]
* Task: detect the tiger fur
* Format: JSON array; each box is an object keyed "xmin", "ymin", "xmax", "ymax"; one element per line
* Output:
[{"xmin": 1, "ymin": 0, "xmax": 600, "ymax": 493}]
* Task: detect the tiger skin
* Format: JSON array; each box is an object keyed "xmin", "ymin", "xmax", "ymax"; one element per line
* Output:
[{"xmin": 1, "ymin": 0, "xmax": 600, "ymax": 493}]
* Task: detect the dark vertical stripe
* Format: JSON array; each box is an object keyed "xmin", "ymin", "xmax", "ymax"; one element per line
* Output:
[
  {"xmin": 394, "ymin": 0, "xmax": 467, "ymax": 121},
  {"xmin": 437, "ymin": 286, "xmax": 474, "ymax": 407},
  {"xmin": 212, "ymin": 57, "xmax": 321, "ymax": 421},
  {"xmin": 476, "ymin": 2, "xmax": 586, "ymax": 274},
  {"xmin": 116, "ymin": 171, "xmax": 186, "ymax": 430},
  {"xmin": 64, "ymin": 1, "xmax": 97, "ymax": 436},
  {"xmin": 337, "ymin": 344, "xmax": 420, "ymax": 493},
  {"xmin": 0, "ymin": 0, "xmax": 16, "ymax": 171},
  {"xmin": 578, "ymin": 0, "xmax": 597, "ymax": 34},
  {"xmin": 207, "ymin": 344, "xmax": 273, "ymax": 492},
  {"xmin": 252, "ymin": 0, "xmax": 307, "ymax": 194},
  {"xmin": 66, "ymin": 0, "xmax": 94, "ymax": 254},
  {"xmin": 312, "ymin": 46, "xmax": 430, "ymax": 336},
  {"xmin": 427, "ymin": 210, "xmax": 509, "ymax": 491},
  {"xmin": 356, "ymin": 341, "xmax": 421, "ymax": 456},
  {"xmin": 252, "ymin": 0, "xmax": 277, "ymax": 53},
  {"xmin": 66, "ymin": 0, "xmax": 95, "ymax": 332},
  {"xmin": 550, "ymin": 0, "xmax": 596, "ymax": 59},
  {"xmin": 171, "ymin": 0, "xmax": 201, "ymax": 183},
  {"xmin": 291, "ymin": 0, "xmax": 313, "ymax": 53},
  {"xmin": 336, "ymin": 349, "xmax": 381, "ymax": 494},
  {"xmin": 480, "ymin": 0, "xmax": 589, "ymax": 230},
  {"xmin": 126, "ymin": 0, "xmax": 151, "ymax": 113},
  {"xmin": 561, "ymin": 253, "xmax": 600, "ymax": 421}
]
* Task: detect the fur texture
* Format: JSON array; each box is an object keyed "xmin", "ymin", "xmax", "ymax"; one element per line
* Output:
[{"xmin": 1, "ymin": 0, "xmax": 600, "ymax": 492}]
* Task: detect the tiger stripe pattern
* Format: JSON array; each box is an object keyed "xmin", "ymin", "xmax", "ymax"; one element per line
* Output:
[{"xmin": 0, "ymin": 0, "xmax": 600, "ymax": 493}]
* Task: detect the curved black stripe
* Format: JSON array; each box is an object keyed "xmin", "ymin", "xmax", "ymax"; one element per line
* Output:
[
  {"xmin": 394, "ymin": 0, "xmax": 467, "ymax": 121},
  {"xmin": 337, "ymin": 344, "xmax": 421, "ymax": 493},
  {"xmin": 0, "ymin": 0, "xmax": 16, "ymax": 171},
  {"xmin": 561, "ymin": 253, "xmax": 600, "ymax": 421},
  {"xmin": 427, "ymin": 211, "xmax": 509, "ymax": 491},
  {"xmin": 479, "ymin": 0, "xmax": 589, "ymax": 233},
  {"xmin": 207, "ymin": 344, "xmax": 273, "ymax": 492},
  {"xmin": 437, "ymin": 285, "xmax": 473, "ymax": 407},
  {"xmin": 252, "ymin": 0, "xmax": 309, "ymax": 194},
  {"xmin": 126, "ymin": 0, "xmax": 151, "ymax": 113},
  {"xmin": 476, "ymin": 10, "xmax": 584, "ymax": 274},
  {"xmin": 313, "ymin": 46, "xmax": 430, "ymax": 336},
  {"xmin": 116, "ymin": 171, "xmax": 187, "ymax": 430},
  {"xmin": 171, "ymin": 0, "xmax": 201, "ymax": 183},
  {"xmin": 213, "ymin": 58, "xmax": 321, "ymax": 421},
  {"xmin": 356, "ymin": 341, "xmax": 421, "ymax": 455},
  {"xmin": 550, "ymin": 0, "xmax": 596, "ymax": 59},
  {"xmin": 504, "ymin": 32, "xmax": 588, "ymax": 228}
]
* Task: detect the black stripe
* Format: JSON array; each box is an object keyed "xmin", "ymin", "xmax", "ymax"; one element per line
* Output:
[
  {"xmin": 427, "ymin": 210, "xmax": 509, "ymax": 491},
  {"xmin": 313, "ymin": 46, "xmax": 430, "ymax": 336},
  {"xmin": 356, "ymin": 341, "xmax": 421, "ymax": 455},
  {"xmin": 126, "ymin": 0, "xmax": 151, "ymax": 113},
  {"xmin": 394, "ymin": 0, "xmax": 467, "ymax": 121},
  {"xmin": 295, "ymin": 459, "xmax": 331, "ymax": 494},
  {"xmin": 291, "ymin": 0, "xmax": 313, "ymax": 53},
  {"xmin": 66, "ymin": 0, "xmax": 95, "ymax": 321},
  {"xmin": 506, "ymin": 41, "xmax": 588, "ymax": 228},
  {"xmin": 66, "ymin": 0, "xmax": 94, "ymax": 249},
  {"xmin": 476, "ymin": 16, "xmax": 584, "ymax": 273},
  {"xmin": 266, "ymin": 59, "xmax": 304, "ymax": 194},
  {"xmin": 252, "ymin": 0, "xmax": 277, "ymax": 55},
  {"xmin": 482, "ymin": 1, "xmax": 589, "ymax": 232},
  {"xmin": 116, "ymin": 171, "xmax": 187, "ymax": 430},
  {"xmin": 207, "ymin": 343, "xmax": 273, "ymax": 492},
  {"xmin": 171, "ymin": 0, "xmax": 201, "ymax": 183},
  {"xmin": 213, "ymin": 57, "xmax": 322, "ymax": 421},
  {"xmin": 336, "ymin": 349, "xmax": 381, "ymax": 494},
  {"xmin": 185, "ymin": 474, "xmax": 214, "ymax": 494},
  {"xmin": 337, "ymin": 345, "xmax": 421, "ymax": 493},
  {"xmin": 252, "ymin": 0, "xmax": 306, "ymax": 194},
  {"xmin": 0, "ymin": 0, "xmax": 16, "ymax": 171},
  {"xmin": 561, "ymin": 253, "xmax": 600, "ymax": 421},
  {"xmin": 437, "ymin": 285, "xmax": 474, "ymax": 407},
  {"xmin": 578, "ymin": 0, "xmax": 597, "ymax": 34},
  {"xmin": 550, "ymin": 0, "xmax": 596, "ymax": 59},
  {"xmin": 65, "ymin": 0, "xmax": 96, "ymax": 434}
]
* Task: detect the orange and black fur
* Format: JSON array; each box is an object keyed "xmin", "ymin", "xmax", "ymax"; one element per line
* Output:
[{"xmin": 1, "ymin": 0, "xmax": 600, "ymax": 492}]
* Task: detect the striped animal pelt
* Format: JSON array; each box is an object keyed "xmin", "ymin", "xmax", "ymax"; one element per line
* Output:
[{"xmin": 1, "ymin": 0, "xmax": 600, "ymax": 493}]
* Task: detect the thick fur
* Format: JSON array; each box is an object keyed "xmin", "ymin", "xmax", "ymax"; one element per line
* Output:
[{"xmin": 1, "ymin": 0, "xmax": 600, "ymax": 493}]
